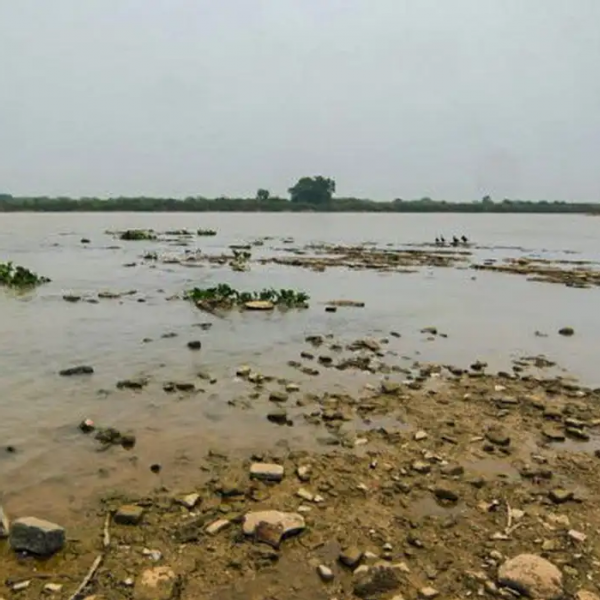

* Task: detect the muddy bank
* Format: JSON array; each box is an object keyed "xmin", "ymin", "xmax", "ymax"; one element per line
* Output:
[{"xmin": 2, "ymin": 343, "xmax": 600, "ymax": 600}]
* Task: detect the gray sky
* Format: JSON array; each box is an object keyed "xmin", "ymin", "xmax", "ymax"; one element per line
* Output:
[{"xmin": 1, "ymin": 0, "xmax": 599, "ymax": 201}]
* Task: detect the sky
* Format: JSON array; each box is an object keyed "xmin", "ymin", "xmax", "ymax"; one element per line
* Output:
[{"xmin": 1, "ymin": 0, "xmax": 599, "ymax": 201}]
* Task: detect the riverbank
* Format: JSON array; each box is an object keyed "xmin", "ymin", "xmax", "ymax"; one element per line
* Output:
[{"xmin": 1, "ymin": 340, "xmax": 600, "ymax": 600}]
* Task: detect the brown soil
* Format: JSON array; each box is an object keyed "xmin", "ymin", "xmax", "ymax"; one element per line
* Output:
[{"xmin": 2, "ymin": 333, "xmax": 600, "ymax": 600}]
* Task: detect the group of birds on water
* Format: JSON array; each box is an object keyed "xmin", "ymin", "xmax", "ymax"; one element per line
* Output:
[{"xmin": 435, "ymin": 235, "xmax": 469, "ymax": 247}]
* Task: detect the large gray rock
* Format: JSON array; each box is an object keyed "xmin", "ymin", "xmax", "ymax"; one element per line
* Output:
[
  {"xmin": 498, "ymin": 554, "xmax": 563, "ymax": 600},
  {"xmin": 9, "ymin": 517, "xmax": 65, "ymax": 555}
]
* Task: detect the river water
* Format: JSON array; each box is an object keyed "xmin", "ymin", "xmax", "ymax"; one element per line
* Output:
[{"xmin": 1, "ymin": 212, "xmax": 599, "ymax": 518}]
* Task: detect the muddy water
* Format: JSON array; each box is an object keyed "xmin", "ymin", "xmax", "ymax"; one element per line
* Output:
[{"xmin": 1, "ymin": 212, "xmax": 600, "ymax": 520}]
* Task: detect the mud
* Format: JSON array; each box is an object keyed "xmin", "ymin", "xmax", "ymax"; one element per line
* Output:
[{"xmin": 2, "ymin": 332, "xmax": 600, "ymax": 600}]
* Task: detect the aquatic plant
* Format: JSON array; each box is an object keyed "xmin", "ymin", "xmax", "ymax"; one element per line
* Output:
[
  {"xmin": 197, "ymin": 229, "xmax": 217, "ymax": 236},
  {"xmin": 185, "ymin": 284, "xmax": 309, "ymax": 312},
  {"xmin": 119, "ymin": 229, "xmax": 156, "ymax": 241},
  {"xmin": 0, "ymin": 261, "xmax": 50, "ymax": 288}
]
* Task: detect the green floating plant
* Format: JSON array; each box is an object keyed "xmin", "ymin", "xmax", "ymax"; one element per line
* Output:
[{"xmin": 0, "ymin": 261, "xmax": 50, "ymax": 288}]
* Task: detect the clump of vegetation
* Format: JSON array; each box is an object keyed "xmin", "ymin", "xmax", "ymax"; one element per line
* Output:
[
  {"xmin": 231, "ymin": 249, "xmax": 251, "ymax": 272},
  {"xmin": 119, "ymin": 229, "xmax": 156, "ymax": 241},
  {"xmin": 0, "ymin": 261, "xmax": 50, "ymax": 288},
  {"xmin": 197, "ymin": 229, "xmax": 217, "ymax": 236},
  {"xmin": 185, "ymin": 283, "xmax": 309, "ymax": 312}
]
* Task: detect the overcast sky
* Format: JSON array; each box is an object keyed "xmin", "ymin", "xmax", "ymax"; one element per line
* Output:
[{"xmin": 1, "ymin": 0, "xmax": 599, "ymax": 201}]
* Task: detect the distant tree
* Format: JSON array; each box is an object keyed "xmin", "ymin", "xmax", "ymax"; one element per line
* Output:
[
  {"xmin": 256, "ymin": 188, "xmax": 270, "ymax": 202},
  {"xmin": 288, "ymin": 176, "xmax": 335, "ymax": 205},
  {"xmin": 482, "ymin": 195, "xmax": 493, "ymax": 204}
]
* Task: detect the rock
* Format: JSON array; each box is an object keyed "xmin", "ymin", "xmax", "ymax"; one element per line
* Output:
[
  {"xmin": 116, "ymin": 378, "xmax": 147, "ymax": 390},
  {"xmin": 269, "ymin": 391, "xmax": 289, "ymax": 403},
  {"xmin": 297, "ymin": 465, "xmax": 311, "ymax": 482},
  {"xmin": 353, "ymin": 565, "xmax": 401, "ymax": 599},
  {"xmin": 542, "ymin": 425, "xmax": 566, "ymax": 441},
  {"xmin": 205, "ymin": 519, "xmax": 230, "ymax": 535},
  {"xmin": 296, "ymin": 488, "xmax": 314, "ymax": 502},
  {"xmin": 250, "ymin": 463, "xmax": 284, "ymax": 482},
  {"xmin": 78, "ymin": 419, "xmax": 95, "ymax": 433},
  {"xmin": 486, "ymin": 426, "xmax": 511, "ymax": 447},
  {"xmin": 0, "ymin": 505, "xmax": 9, "ymax": 538},
  {"xmin": 498, "ymin": 554, "xmax": 563, "ymax": 600},
  {"xmin": 120, "ymin": 433, "xmax": 137, "ymax": 449},
  {"xmin": 558, "ymin": 327, "xmax": 574, "ymax": 337},
  {"xmin": 9, "ymin": 517, "xmax": 65, "ymax": 555},
  {"xmin": 381, "ymin": 380, "xmax": 401, "ymax": 394},
  {"xmin": 414, "ymin": 430, "xmax": 428, "ymax": 441},
  {"xmin": 12, "ymin": 581, "xmax": 31, "ymax": 591},
  {"xmin": 285, "ymin": 383, "xmax": 300, "ymax": 392},
  {"xmin": 236, "ymin": 365, "xmax": 251, "ymax": 377},
  {"xmin": 325, "ymin": 306, "xmax": 337, "ymax": 312},
  {"xmin": 419, "ymin": 587, "xmax": 439, "ymax": 599},
  {"xmin": 440, "ymin": 463, "xmax": 464, "ymax": 477},
  {"xmin": 267, "ymin": 409, "xmax": 289, "ymax": 425},
  {"xmin": 421, "ymin": 327, "xmax": 438, "ymax": 335},
  {"xmin": 187, "ymin": 340, "xmax": 202, "ymax": 350},
  {"xmin": 568, "ymin": 529, "xmax": 587, "ymax": 543},
  {"xmin": 434, "ymin": 486, "xmax": 459, "ymax": 503},
  {"xmin": 114, "ymin": 505, "xmax": 144, "ymax": 525},
  {"xmin": 245, "ymin": 300, "xmax": 275, "ymax": 310},
  {"xmin": 243, "ymin": 511, "xmax": 305, "ymax": 548},
  {"xmin": 548, "ymin": 489, "xmax": 574, "ymax": 504},
  {"xmin": 576, "ymin": 592, "xmax": 600, "ymax": 600},
  {"xmin": 134, "ymin": 566, "xmax": 176, "ymax": 600},
  {"xmin": 178, "ymin": 493, "xmax": 200, "ymax": 510},
  {"xmin": 339, "ymin": 546, "xmax": 364, "ymax": 568},
  {"xmin": 317, "ymin": 565, "xmax": 334, "ymax": 582},
  {"xmin": 43, "ymin": 583, "xmax": 63, "ymax": 593},
  {"xmin": 59, "ymin": 365, "xmax": 94, "ymax": 377},
  {"xmin": 411, "ymin": 460, "xmax": 431, "ymax": 474}
]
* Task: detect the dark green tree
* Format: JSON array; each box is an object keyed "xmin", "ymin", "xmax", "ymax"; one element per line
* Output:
[
  {"xmin": 288, "ymin": 176, "xmax": 336, "ymax": 205},
  {"xmin": 256, "ymin": 188, "xmax": 270, "ymax": 201}
]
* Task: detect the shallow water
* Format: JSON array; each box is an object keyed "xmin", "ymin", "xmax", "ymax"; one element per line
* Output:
[{"xmin": 1, "ymin": 212, "xmax": 599, "ymax": 517}]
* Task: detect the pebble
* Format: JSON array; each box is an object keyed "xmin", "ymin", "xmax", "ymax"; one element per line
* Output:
[
  {"xmin": 243, "ymin": 510, "xmax": 305, "ymax": 541},
  {"xmin": 43, "ymin": 583, "xmax": 63, "ymax": 593},
  {"xmin": 576, "ymin": 592, "xmax": 600, "ymax": 600},
  {"xmin": 114, "ymin": 505, "xmax": 145, "ymax": 525},
  {"xmin": 381, "ymin": 380, "xmax": 401, "ymax": 394},
  {"xmin": 0, "ymin": 505, "xmax": 9, "ymax": 538},
  {"xmin": 433, "ymin": 485, "xmax": 459, "ymax": 503},
  {"xmin": 269, "ymin": 391, "xmax": 289, "ymax": 403},
  {"xmin": 250, "ymin": 463, "xmax": 285, "ymax": 482},
  {"xmin": 267, "ymin": 409, "xmax": 289, "ymax": 425},
  {"xmin": 353, "ymin": 565, "xmax": 401, "ymax": 599},
  {"xmin": 236, "ymin": 365, "xmax": 251, "ymax": 377},
  {"xmin": 339, "ymin": 546, "xmax": 364, "ymax": 568},
  {"xmin": 558, "ymin": 327, "xmax": 574, "ymax": 336},
  {"xmin": 542, "ymin": 425, "xmax": 566, "ymax": 441},
  {"xmin": 485, "ymin": 426, "xmax": 511, "ymax": 447},
  {"xmin": 286, "ymin": 383, "xmax": 300, "ymax": 392},
  {"xmin": 317, "ymin": 565, "xmax": 334, "ymax": 582},
  {"xmin": 142, "ymin": 548, "xmax": 162, "ymax": 561},
  {"xmin": 179, "ymin": 493, "xmax": 200, "ymax": 510},
  {"xmin": 568, "ymin": 529, "xmax": 587, "ymax": 543},
  {"xmin": 498, "ymin": 554, "xmax": 563, "ymax": 600},
  {"xmin": 414, "ymin": 430, "xmax": 428, "ymax": 441},
  {"xmin": 412, "ymin": 460, "xmax": 431, "ymax": 474},
  {"xmin": 296, "ymin": 465, "xmax": 311, "ymax": 482},
  {"xmin": 548, "ymin": 488, "xmax": 574, "ymax": 504},
  {"xmin": 205, "ymin": 519, "xmax": 231, "ymax": 536},
  {"xmin": 11, "ymin": 581, "xmax": 31, "ymax": 592},
  {"xmin": 296, "ymin": 488, "xmax": 314, "ymax": 502},
  {"xmin": 59, "ymin": 365, "xmax": 94, "ymax": 377},
  {"xmin": 419, "ymin": 587, "xmax": 439, "ymax": 599},
  {"xmin": 9, "ymin": 517, "xmax": 65, "ymax": 555},
  {"xmin": 187, "ymin": 340, "xmax": 202, "ymax": 350}
]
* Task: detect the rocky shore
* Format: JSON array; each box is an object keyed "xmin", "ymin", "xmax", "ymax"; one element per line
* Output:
[{"xmin": 2, "ymin": 336, "xmax": 600, "ymax": 600}]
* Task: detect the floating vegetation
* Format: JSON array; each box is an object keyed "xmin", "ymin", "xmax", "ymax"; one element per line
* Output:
[
  {"xmin": 0, "ymin": 261, "xmax": 50, "ymax": 289},
  {"xmin": 119, "ymin": 229, "xmax": 157, "ymax": 241},
  {"xmin": 185, "ymin": 283, "xmax": 309, "ymax": 312},
  {"xmin": 231, "ymin": 249, "xmax": 252, "ymax": 272},
  {"xmin": 197, "ymin": 229, "xmax": 217, "ymax": 236}
]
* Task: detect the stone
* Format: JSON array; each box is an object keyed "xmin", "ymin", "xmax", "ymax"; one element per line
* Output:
[
  {"xmin": 0, "ymin": 505, "xmax": 9, "ymax": 538},
  {"xmin": 178, "ymin": 493, "xmax": 200, "ymax": 510},
  {"xmin": 339, "ymin": 546, "xmax": 364, "ymax": 568},
  {"xmin": 414, "ymin": 430, "xmax": 428, "ymax": 441},
  {"xmin": 498, "ymin": 554, "xmax": 563, "ymax": 600},
  {"xmin": 568, "ymin": 529, "xmax": 587, "ymax": 543},
  {"xmin": 286, "ymin": 383, "xmax": 300, "ymax": 392},
  {"xmin": 486, "ymin": 426, "xmax": 511, "ymax": 447},
  {"xmin": 576, "ymin": 592, "xmax": 600, "ymax": 600},
  {"xmin": 296, "ymin": 488, "xmax": 314, "ymax": 502},
  {"xmin": 114, "ymin": 505, "xmax": 144, "ymax": 525},
  {"xmin": 116, "ymin": 378, "xmax": 147, "ymax": 390},
  {"xmin": 353, "ymin": 565, "xmax": 401, "ymax": 599},
  {"xmin": 205, "ymin": 519, "xmax": 230, "ymax": 536},
  {"xmin": 542, "ymin": 425, "xmax": 566, "ymax": 441},
  {"xmin": 243, "ymin": 510, "xmax": 305, "ymax": 548},
  {"xmin": 558, "ymin": 327, "xmax": 574, "ymax": 337},
  {"xmin": 59, "ymin": 365, "xmax": 94, "ymax": 377},
  {"xmin": 44, "ymin": 583, "xmax": 63, "ymax": 593},
  {"xmin": 297, "ymin": 465, "xmax": 311, "ymax": 482},
  {"xmin": 187, "ymin": 340, "xmax": 202, "ymax": 350},
  {"xmin": 440, "ymin": 463, "xmax": 464, "ymax": 477},
  {"xmin": 269, "ymin": 391, "xmax": 289, "ymax": 403},
  {"xmin": 381, "ymin": 380, "xmax": 401, "ymax": 394},
  {"xmin": 548, "ymin": 489, "xmax": 574, "ymax": 504},
  {"xmin": 250, "ymin": 463, "xmax": 284, "ymax": 482},
  {"xmin": 317, "ymin": 565, "xmax": 334, "ymax": 582},
  {"xmin": 12, "ymin": 581, "xmax": 31, "ymax": 591},
  {"xmin": 434, "ymin": 486, "xmax": 459, "ymax": 503},
  {"xmin": 9, "ymin": 517, "xmax": 65, "ymax": 555},
  {"xmin": 134, "ymin": 566, "xmax": 176, "ymax": 600},
  {"xmin": 267, "ymin": 409, "xmax": 288, "ymax": 425},
  {"xmin": 411, "ymin": 460, "xmax": 431, "ymax": 474},
  {"xmin": 419, "ymin": 587, "xmax": 439, "ymax": 599},
  {"xmin": 236, "ymin": 365, "xmax": 251, "ymax": 377},
  {"xmin": 78, "ymin": 418, "xmax": 96, "ymax": 433}
]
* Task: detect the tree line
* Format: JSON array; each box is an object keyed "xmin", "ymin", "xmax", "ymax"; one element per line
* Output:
[{"xmin": 1, "ymin": 177, "xmax": 599, "ymax": 213}]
